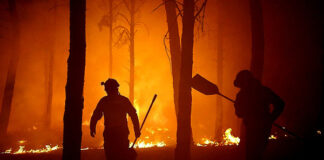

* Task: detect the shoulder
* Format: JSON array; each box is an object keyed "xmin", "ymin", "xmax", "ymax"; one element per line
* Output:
[
  {"xmin": 98, "ymin": 96, "xmax": 108, "ymax": 104},
  {"xmin": 118, "ymin": 95, "xmax": 131, "ymax": 103}
]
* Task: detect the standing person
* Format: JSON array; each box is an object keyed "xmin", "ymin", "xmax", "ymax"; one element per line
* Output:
[
  {"xmin": 90, "ymin": 78, "xmax": 141, "ymax": 160},
  {"xmin": 234, "ymin": 70, "xmax": 285, "ymax": 160}
]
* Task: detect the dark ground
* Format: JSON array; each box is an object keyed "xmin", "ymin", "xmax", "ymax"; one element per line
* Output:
[{"xmin": 0, "ymin": 138, "xmax": 322, "ymax": 160}]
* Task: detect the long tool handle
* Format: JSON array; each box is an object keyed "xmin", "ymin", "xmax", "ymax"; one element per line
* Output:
[
  {"xmin": 217, "ymin": 93, "xmax": 300, "ymax": 139},
  {"xmin": 131, "ymin": 94, "xmax": 157, "ymax": 148}
]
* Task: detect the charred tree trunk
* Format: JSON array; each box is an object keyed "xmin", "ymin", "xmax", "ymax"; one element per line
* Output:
[
  {"xmin": 215, "ymin": 16, "xmax": 223, "ymax": 140},
  {"xmin": 238, "ymin": 0, "xmax": 265, "ymax": 155},
  {"xmin": 249, "ymin": 0, "xmax": 264, "ymax": 80},
  {"xmin": 175, "ymin": 0, "xmax": 195, "ymax": 159},
  {"xmin": 108, "ymin": 0, "xmax": 113, "ymax": 78},
  {"xmin": 164, "ymin": 0, "xmax": 181, "ymax": 116},
  {"xmin": 0, "ymin": 0, "xmax": 20, "ymax": 136},
  {"xmin": 62, "ymin": 0, "xmax": 86, "ymax": 159},
  {"xmin": 129, "ymin": 0, "xmax": 135, "ymax": 104}
]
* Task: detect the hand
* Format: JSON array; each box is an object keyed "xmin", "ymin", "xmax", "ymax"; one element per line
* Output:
[
  {"xmin": 135, "ymin": 131, "xmax": 141, "ymax": 138},
  {"xmin": 90, "ymin": 129, "xmax": 96, "ymax": 137}
]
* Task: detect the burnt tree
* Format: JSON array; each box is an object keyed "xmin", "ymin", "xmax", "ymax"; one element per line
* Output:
[
  {"xmin": 164, "ymin": 0, "xmax": 181, "ymax": 115},
  {"xmin": 175, "ymin": 0, "xmax": 195, "ymax": 159},
  {"xmin": 0, "ymin": 0, "xmax": 20, "ymax": 136},
  {"xmin": 62, "ymin": 0, "xmax": 86, "ymax": 159},
  {"xmin": 249, "ymin": 0, "xmax": 264, "ymax": 80}
]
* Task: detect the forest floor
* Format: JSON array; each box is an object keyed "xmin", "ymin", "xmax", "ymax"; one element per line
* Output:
[{"xmin": 0, "ymin": 138, "xmax": 321, "ymax": 160}]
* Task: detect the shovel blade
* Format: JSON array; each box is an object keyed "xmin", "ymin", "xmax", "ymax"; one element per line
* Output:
[{"xmin": 192, "ymin": 74, "xmax": 219, "ymax": 95}]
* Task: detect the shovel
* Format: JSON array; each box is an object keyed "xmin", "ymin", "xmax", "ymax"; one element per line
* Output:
[{"xmin": 191, "ymin": 74, "xmax": 300, "ymax": 139}]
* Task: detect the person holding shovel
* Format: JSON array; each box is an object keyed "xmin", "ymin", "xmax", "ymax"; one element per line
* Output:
[
  {"xmin": 90, "ymin": 78, "xmax": 141, "ymax": 160},
  {"xmin": 234, "ymin": 70, "xmax": 285, "ymax": 160}
]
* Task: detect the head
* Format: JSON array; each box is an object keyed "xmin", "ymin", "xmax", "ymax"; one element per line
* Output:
[
  {"xmin": 234, "ymin": 70, "xmax": 255, "ymax": 89},
  {"xmin": 101, "ymin": 78, "xmax": 120, "ymax": 95}
]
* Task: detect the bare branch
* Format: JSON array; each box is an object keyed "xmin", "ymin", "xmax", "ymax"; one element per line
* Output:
[
  {"xmin": 175, "ymin": 2, "xmax": 183, "ymax": 17},
  {"xmin": 116, "ymin": 12, "xmax": 131, "ymax": 25},
  {"xmin": 152, "ymin": 0, "xmax": 166, "ymax": 12},
  {"xmin": 194, "ymin": 0, "xmax": 207, "ymax": 18}
]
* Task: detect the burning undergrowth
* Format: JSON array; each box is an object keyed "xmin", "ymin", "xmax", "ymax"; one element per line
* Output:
[{"xmin": 0, "ymin": 125, "xmax": 287, "ymax": 155}]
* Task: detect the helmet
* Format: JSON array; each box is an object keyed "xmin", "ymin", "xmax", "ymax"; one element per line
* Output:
[
  {"xmin": 101, "ymin": 78, "xmax": 119, "ymax": 88},
  {"xmin": 234, "ymin": 70, "xmax": 254, "ymax": 88}
]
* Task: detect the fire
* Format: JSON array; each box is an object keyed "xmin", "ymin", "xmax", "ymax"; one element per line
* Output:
[
  {"xmin": 268, "ymin": 134, "xmax": 277, "ymax": 140},
  {"xmin": 196, "ymin": 128, "xmax": 240, "ymax": 146},
  {"xmin": 130, "ymin": 140, "xmax": 166, "ymax": 148},
  {"xmin": 223, "ymin": 128, "xmax": 240, "ymax": 145},
  {"xmin": 1, "ymin": 145, "xmax": 60, "ymax": 154}
]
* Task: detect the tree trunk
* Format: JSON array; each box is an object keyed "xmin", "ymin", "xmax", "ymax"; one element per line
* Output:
[
  {"xmin": 175, "ymin": 0, "xmax": 195, "ymax": 159},
  {"xmin": 108, "ymin": 0, "xmax": 113, "ymax": 78},
  {"xmin": 238, "ymin": 0, "xmax": 265, "ymax": 156},
  {"xmin": 129, "ymin": 0, "xmax": 135, "ymax": 104},
  {"xmin": 249, "ymin": 0, "xmax": 264, "ymax": 80},
  {"xmin": 44, "ymin": 48, "xmax": 54, "ymax": 128},
  {"xmin": 215, "ymin": 15, "xmax": 223, "ymax": 140},
  {"xmin": 62, "ymin": 0, "xmax": 86, "ymax": 159},
  {"xmin": 44, "ymin": 0, "xmax": 57, "ymax": 129},
  {"xmin": 164, "ymin": 0, "xmax": 181, "ymax": 116},
  {"xmin": 0, "ymin": 0, "xmax": 20, "ymax": 136}
]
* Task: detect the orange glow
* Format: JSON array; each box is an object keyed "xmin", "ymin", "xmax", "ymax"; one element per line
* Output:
[{"xmin": 196, "ymin": 128, "xmax": 240, "ymax": 146}]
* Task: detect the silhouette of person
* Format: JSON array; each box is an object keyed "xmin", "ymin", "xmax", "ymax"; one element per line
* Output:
[
  {"xmin": 90, "ymin": 78, "xmax": 140, "ymax": 160},
  {"xmin": 233, "ymin": 70, "xmax": 285, "ymax": 160}
]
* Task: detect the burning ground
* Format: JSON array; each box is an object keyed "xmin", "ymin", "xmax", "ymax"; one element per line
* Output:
[{"xmin": 1, "ymin": 127, "xmax": 322, "ymax": 160}]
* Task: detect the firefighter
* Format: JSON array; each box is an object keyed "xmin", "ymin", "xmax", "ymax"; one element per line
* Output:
[
  {"xmin": 234, "ymin": 70, "xmax": 285, "ymax": 160},
  {"xmin": 90, "ymin": 78, "xmax": 140, "ymax": 160}
]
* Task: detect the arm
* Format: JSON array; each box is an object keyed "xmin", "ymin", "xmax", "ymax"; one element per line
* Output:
[
  {"xmin": 126, "ymin": 99, "xmax": 141, "ymax": 138},
  {"xmin": 234, "ymin": 91, "xmax": 245, "ymax": 118},
  {"xmin": 90, "ymin": 98, "xmax": 104, "ymax": 137},
  {"xmin": 267, "ymin": 88, "xmax": 285, "ymax": 122}
]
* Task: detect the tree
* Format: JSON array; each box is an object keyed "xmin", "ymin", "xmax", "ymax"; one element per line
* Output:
[
  {"xmin": 98, "ymin": 0, "xmax": 117, "ymax": 78},
  {"xmin": 163, "ymin": 0, "xmax": 207, "ymax": 159},
  {"xmin": 0, "ymin": 0, "xmax": 20, "ymax": 136},
  {"xmin": 62, "ymin": 0, "xmax": 86, "ymax": 159},
  {"xmin": 175, "ymin": 0, "xmax": 195, "ymax": 159},
  {"xmin": 43, "ymin": 0, "xmax": 58, "ymax": 129},
  {"xmin": 249, "ymin": 0, "xmax": 264, "ymax": 80},
  {"xmin": 238, "ymin": 0, "xmax": 265, "ymax": 154},
  {"xmin": 164, "ymin": 0, "xmax": 181, "ymax": 116},
  {"xmin": 214, "ymin": 4, "xmax": 224, "ymax": 140},
  {"xmin": 116, "ymin": 0, "xmax": 144, "ymax": 104}
]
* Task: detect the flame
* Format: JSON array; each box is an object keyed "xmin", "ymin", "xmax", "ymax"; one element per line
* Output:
[
  {"xmin": 223, "ymin": 128, "xmax": 240, "ymax": 145},
  {"xmin": 268, "ymin": 134, "xmax": 277, "ymax": 140},
  {"xmin": 2, "ymin": 145, "xmax": 60, "ymax": 154},
  {"xmin": 196, "ymin": 128, "xmax": 240, "ymax": 146},
  {"xmin": 130, "ymin": 140, "xmax": 166, "ymax": 148}
]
